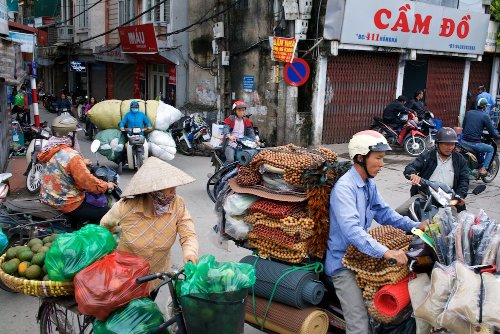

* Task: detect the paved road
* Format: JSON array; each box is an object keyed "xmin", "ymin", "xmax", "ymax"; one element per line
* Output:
[{"xmin": 1, "ymin": 107, "xmax": 499, "ymax": 333}]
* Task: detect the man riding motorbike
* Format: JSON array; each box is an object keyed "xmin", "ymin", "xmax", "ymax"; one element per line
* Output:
[
  {"xmin": 222, "ymin": 100, "xmax": 256, "ymax": 165},
  {"xmin": 405, "ymin": 89, "xmax": 426, "ymax": 120},
  {"xmin": 396, "ymin": 127, "xmax": 469, "ymax": 215},
  {"xmin": 476, "ymin": 84, "xmax": 495, "ymax": 114},
  {"xmin": 383, "ymin": 95, "xmax": 409, "ymax": 133},
  {"xmin": 119, "ymin": 100, "xmax": 152, "ymax": 134},
  {"xmin": 38, "ymin": 115, "xmax": 116, "ymax": 228},
  {"xmin": 462, "ymin": 98, "xmax": 500, "ymax": 177},
  {"xmin": 326, "ymin": 130, "xmax": 428, "ymax": 334}
]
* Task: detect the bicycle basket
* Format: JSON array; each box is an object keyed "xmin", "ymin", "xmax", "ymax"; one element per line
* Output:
[
  {"xmin": 179, "ymin": 288, "xmax": 248, "ymax": 334},
  {"xmin": 128, "ymin": 135, "xmax": 145, "ymax": 145},
  {"xmin": 0, "ymin": 254, "xmax": 74, "ymax": 297}
]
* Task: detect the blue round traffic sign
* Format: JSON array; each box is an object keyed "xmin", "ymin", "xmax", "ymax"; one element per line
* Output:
[{"xmin": 284, "ymin": 58, "xmax": 310, "ymax": 87}]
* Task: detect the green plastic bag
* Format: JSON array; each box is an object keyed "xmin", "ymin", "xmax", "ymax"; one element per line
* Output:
[
  {"xmin": 45, "ymin": 225, "xmax": 116, "ymax": 282},
  {"xmin": 95, "ymin": 129, "xmax": 126, "ymax": 163},
  {"xmin": 179, "ymin": 254, "xmax": 255, "ymax": 296},
  {"xmin": 93, "ymin": 298, "xmax": 167, "ymax": 334}
]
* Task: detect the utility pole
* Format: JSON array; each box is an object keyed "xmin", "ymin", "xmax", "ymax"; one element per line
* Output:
[
  {"xmin": 284, "ymin": 20, "xmax": 297, "ymax": 144},
  {"xmin": 215, "ymin": 0, "xmax": 231, "ymax": 121}
]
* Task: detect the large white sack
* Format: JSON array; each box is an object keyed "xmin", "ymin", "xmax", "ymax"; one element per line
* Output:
[
  {"xmin": 150, "ymin": 142, "xmax": 176, "ymax": 161},
  {"xmin": 155, "ymin": 101, "xmax": 183, "ymax": 130},
  {"xmin": 148, "ymin": 130, "xmax": 176, "ymax": 148}
]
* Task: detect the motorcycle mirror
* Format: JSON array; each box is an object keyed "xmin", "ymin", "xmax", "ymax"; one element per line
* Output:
[
  {"xmin": 90, "ymin": 139, "xmax": 101, "ymax": 153},
  {"xmin": 472, "ymin": 184, "xmax": 486, "ymax": 195}
]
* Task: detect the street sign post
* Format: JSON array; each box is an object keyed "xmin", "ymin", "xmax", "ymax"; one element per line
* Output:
[{"xmin": 284, "ymin": 58, "xmax": 310, "ymax": 87}]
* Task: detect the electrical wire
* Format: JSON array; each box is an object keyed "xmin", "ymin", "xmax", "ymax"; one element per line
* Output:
[{"xmin": 39, "ymin": 0, "xmax": 105, "ymax": 29}]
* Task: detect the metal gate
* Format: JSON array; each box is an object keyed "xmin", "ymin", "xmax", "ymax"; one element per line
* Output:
[
  {"xmin": 468, "ymin": 55, "xmax": 493, "ymax": 106},
  {"xmin": 425, "ymin": 57, "xmax": 465, "ymax": 127},
  {"xmin": 322, "ymin": 51, "xmax": 399, "ymax": 144}
]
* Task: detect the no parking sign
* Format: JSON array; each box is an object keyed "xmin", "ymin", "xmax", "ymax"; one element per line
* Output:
[{"xmin": 284, "ymin": 58, "xmax": 310, "ymax": 87}]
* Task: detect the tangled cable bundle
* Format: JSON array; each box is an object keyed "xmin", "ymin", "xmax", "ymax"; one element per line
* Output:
[
  {"xmin": 247, "ymin": 199, "xmax": 306, "ymax": 220},
  {"xmin": 342, "ymin": 226, "xmax": 413, "ymax": 299},
  {"xmin": 249, "ymin": 144, "xmax": 337, "ymax": 186},
  {"xmin": 306, "ymin": 186, "xmax": 332, "ymax": 259},
  {"xmin": 236, "ymin": 166, "xmax": 262, "ymax": 186}
]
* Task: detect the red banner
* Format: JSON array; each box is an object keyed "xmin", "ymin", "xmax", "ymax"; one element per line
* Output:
[
  {"xmin": 168, "ymin": 66, "xmax": 176, "ymax": 85},
  {"xmin": 270, "ymin": 36, "xmax": 297, "ymax": 63},
  {"xmin": 118, "ymin": 23, "xmax": 158, "ymax": 53}
]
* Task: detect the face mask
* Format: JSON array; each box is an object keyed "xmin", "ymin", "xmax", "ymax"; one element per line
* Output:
[
  {"xmin": 150, "ymin": 191, "xmax": 176, "ymax": 216},
  {"xmin": 131, "ymin": 107, "xmax": 139, "ymax": 113}
]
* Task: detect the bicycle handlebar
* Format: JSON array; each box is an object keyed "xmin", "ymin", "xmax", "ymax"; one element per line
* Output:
[{"xmin": 136, "ymin": 272, "xmax": 163, "ymax": 283}]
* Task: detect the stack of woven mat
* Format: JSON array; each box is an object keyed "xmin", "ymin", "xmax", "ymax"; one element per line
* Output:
[
  {"xmin": 342, "ymin": 226, "xmax": 413, "ymax": 324},
  {"xmin": 224, "ymin": 144, "xmax": 350, "ymax": 262}
]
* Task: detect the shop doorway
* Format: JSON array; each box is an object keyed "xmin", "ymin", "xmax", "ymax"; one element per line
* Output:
[
  {"xmin": 149, "ymin": 63, "xmax": 169, "ymax": 101},
  {"xmin": 402, "ymin": 56, "xmax": 428, "ymax": 102}
]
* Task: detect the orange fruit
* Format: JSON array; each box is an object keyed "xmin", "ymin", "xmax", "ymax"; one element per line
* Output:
[{"xmin": 18, "ymin": 261, "xmax": 31, "ymax": 277}]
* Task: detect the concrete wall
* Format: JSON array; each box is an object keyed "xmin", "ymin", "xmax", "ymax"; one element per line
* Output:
[
  {"xmin": 0, "ymin": 85, "xmax": 8, "ymax": 172},
  {"xmin": 108, "ymin": 0, "xmax": 120, "ymax": 45},
  {"xmin": 170, "ymin": 0, "xmax": 189, "ymax": 106}
]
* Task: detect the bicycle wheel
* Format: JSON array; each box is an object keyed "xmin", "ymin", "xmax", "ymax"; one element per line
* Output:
[{"xmin": 39, "ymin": 300, "xmax": 93, "ymax": 334}]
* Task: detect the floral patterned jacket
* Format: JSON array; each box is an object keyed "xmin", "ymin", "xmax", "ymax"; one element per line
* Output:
[{"xmin": 38, "ymin": 146, "xmax": 108, "ymax": 213}]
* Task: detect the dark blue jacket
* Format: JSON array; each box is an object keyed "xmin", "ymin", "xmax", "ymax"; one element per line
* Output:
[{"xmin": 462, "ymin": 109, "xmax": 500, "ymax": 142}]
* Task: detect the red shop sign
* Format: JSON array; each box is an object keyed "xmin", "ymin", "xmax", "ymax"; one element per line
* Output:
[{"xmin": 118, "ymin": 23, "xmax": 158, "ymax": 53}]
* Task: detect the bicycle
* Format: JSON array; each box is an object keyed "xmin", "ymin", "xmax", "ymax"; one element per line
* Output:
[{"xmin": 37, "ymin": 270, "xmax": 186, "ymax": 334}]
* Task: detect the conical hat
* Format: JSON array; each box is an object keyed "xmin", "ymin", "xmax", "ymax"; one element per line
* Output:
[{"xmin": 121, "ymin": 157, "xmax": 195, "ymax": 197}]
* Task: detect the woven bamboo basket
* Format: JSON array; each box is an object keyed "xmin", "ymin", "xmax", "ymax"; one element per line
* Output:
[{"xmin": 0, "ymin": 254, "xmax": 74, "ymax": 297}]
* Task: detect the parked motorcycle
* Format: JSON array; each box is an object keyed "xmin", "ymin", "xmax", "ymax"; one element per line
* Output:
[
  {"xmin": 75, "ymin": 95, "xmax": 88, "ymax": 121},
  {"xmin": 24, "ymin": 125, "xmax": 51, "ymax": 194},
  {"xmin": 370, "ymin": 111, "xmax": 427, "ymax": 156},
  {"xmin": 455, "ymin": 133, "xmax": 499, "ymax": 183},
  {"xmin": 169, "ymin": 113, "xmax": 211, "ymax": 156},
  {"xmin": 42, "ymin": 93, "xmax": 57, "ymax": 113},
  {"xmin": 418, "ymin": 110, "xmax": 437, "ymax": 149}
]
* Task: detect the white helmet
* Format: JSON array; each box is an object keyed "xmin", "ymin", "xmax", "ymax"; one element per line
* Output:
[{"xmin": 348, "ymin": 130, "xmax": 392, "ymax": 160}]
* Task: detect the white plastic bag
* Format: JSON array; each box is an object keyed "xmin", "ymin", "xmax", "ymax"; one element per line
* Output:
[
  {"xmin": 223, "ymin": 194, "xmax": 258, "ymax": 216},
  {"xmin": 148, "ymin": 130, "xmax": 177, "ymax": 161},
  {"xmin": 154, "ymin": 101, "xmax": 183, "ymax": 130},
  {"xmin": 224, "ymin": 214, "xmax": 252, "ymax": 240}
]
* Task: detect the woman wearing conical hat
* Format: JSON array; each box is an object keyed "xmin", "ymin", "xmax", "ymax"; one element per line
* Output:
[{"xmin": 100, "ymin": 157, "xmax": 199, "ymax": 282}]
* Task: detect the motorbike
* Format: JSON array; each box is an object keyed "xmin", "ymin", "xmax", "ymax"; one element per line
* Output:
[
  {"xmin": 168, "ymin": 113, "xmax": 211, "ymax": 156},
  {"xmin": 75, "ymin": 95, "xmax": 88, "ymax": 121},
  {"xmin": 370, "ymin": 111, "xmax": 427, "ymax": 156},
  {"xmin": 42, "ymin": 93, "xmax": 57, "ymax": 113},
  {"xmin": 418, "ymin": 110, "xmax": 437, "ymax": 149},
  {"xmin": 455, "ymin": 133, "xmax": 499, "ymax": 183},
  {"xmin": 24, "ymin": 125, "xmax": 51, "ymax": 194},
  {"xmin": 123, "ymin": 128, "xmax": 149, "ymax": 170}
]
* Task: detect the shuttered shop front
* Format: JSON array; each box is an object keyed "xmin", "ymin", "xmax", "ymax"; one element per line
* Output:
[{"xmin": 322, "ymin": 51, "xmax": 399, "ymax": 144}]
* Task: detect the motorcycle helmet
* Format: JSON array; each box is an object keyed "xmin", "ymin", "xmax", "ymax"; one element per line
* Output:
[
  {"xmin": 348, "ymin": 130, "xmax": 391, "ymax": 160},
  {"xmin": 51, "ymin": 114, "xmax": 78, "ymax": 137},
  {"xmin": 232, "ymin": 100, "xmax": 247, "ymax": 111},
  {"xmin": 477, "ymin": 97, "xmax": 489, "ymax": 108},
  {"xmin": 435, "ymin": 127, "xmax": 458, "ymax": 143}
]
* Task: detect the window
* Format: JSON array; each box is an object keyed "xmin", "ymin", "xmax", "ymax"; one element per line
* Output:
[
  {"xmin": 119, "ymin": 0, "xmax": 134, "ymax": 25},
  {"xmin": 61, "ymin": 0, "xmax": 74, "ymax": 25},
  {"xmin": 143, "ymin": 0, "xmax": 170, "ymax": 24},
  {"xmin": 78, "ymin": 0, "xmax": 88, "ymax": 29}
]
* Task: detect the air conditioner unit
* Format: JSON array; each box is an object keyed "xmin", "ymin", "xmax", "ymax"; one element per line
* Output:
[
  {"xmin": 57, "ymin": 25, "xmax": 74, "ymax": 43},
  {"xmin": 283, "ymin": 0, "xmax": 299, "ymax": 20},
  {"xmin": 213, "ymin": 22, "xmax": 224, "ymax": 39},
  {"xmin": 299, "ymin": 0, "xmax": 312, "ymax": 19}
]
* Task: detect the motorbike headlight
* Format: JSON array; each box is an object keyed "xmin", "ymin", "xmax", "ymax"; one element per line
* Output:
[{"xmin": 429, "ymin": 112, "xmax": 435, "ymax": 118}]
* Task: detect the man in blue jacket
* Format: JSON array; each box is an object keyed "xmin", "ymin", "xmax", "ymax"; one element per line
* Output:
[
  {"xmin": 119, "ymin": 100, "xmax": 152, "ymax": 134},
  {"xmin": 476, "ymin": 85, "xmax": 495, "ymax": 114},
  {"xmin": 462, "ymin": 98, "xmax": 500, "ymax": 177},
  {"xmin": 326, "ymin": 130, "xmax": 428, "ymax": 334}
]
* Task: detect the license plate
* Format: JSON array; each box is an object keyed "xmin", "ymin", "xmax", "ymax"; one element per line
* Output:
[{"xmin": 203, "ymin": 133, "xmax": 210, "ymax": 140}]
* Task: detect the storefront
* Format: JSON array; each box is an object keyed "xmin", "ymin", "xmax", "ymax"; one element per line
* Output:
[
  {"xmin": 117, "ymin": 23, "xmax": 177, "ymax": 103},
  {"xmin": 320, "ymin": 0, "xmax": 490, "ymax": 143}
]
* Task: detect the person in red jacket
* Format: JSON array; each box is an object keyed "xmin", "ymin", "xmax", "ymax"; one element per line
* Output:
[{"xmin": 222, "ymin": 100, "xmax": 255, "ymax": 164}]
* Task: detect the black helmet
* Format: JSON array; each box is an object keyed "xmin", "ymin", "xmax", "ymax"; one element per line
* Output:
[{"xmin": 436, "ymin": 127, "xmax": 458, "ymax": 143}]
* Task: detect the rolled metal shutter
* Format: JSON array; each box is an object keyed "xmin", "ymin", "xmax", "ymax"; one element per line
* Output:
[
  {"xmin": 112, "ymin": 63, "xmax": 134, "ymax": 100},
  {"xmin": 468, "ymin": 55, "xmax": 493, "ymax": 104},
  {"xmin": 425, "ymin": 57, "xmax": 464, "ymax": 127},
  {"xmin": 89, "ymin": 63, "xmax": 107, "ymax": 101},
  {"xmin": 322, "ymin": 51, "xmax": 399, "ymax": 144}
]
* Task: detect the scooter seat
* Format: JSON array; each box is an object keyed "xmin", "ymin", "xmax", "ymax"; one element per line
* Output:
[
  {"xmin": 3, "ymin": 199, "xmax": 62, "ymax": 220},
  {"xmin": 458, "ymin": 141, "xmax": 478, "ymax": 154}
]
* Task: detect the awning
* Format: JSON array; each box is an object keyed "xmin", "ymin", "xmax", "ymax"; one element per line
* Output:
[{"xmin": 127, "ymin": 52, "xmax": 174, "ymax": 65}]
